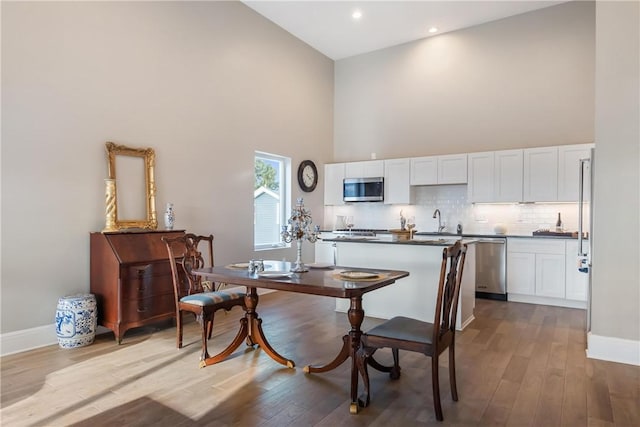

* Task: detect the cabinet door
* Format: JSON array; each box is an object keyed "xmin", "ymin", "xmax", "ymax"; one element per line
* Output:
[
  {"xmin": 345, "ymin": 160, "xmax": 384, "ymax": 178},
  {"xmin": 324, "ymin": 163, "xmax": 345, "ymax": 205},
  {"xmin": 558, "ymin": 144, "xmax": 593, "ymax": 202},
  {"xmin": 384, "ymin": 158, "xmax": 412, "ymax": 204},
  {"xmin": 410, "ymin": 156, "xmax": 438, "ymax": 185},
  {"xmin": 507, "ymin": 252, "xmax": 535, "ymax": 295},
  {"xmin": 565, "ymin": 240, "xmax": 588, "ymax": 301},
  {"xmin": 523, "ymin": 147, "xmax": 558, "ymax": 202},
  {"xmin": 438, "ymin": 154, "xmax": 467, "ymax": 184},
  {"xmin": 314, "ymin": 241, "xmax": 336, "ymax": 265},
  {"xmin": 494, "ymin": 149, "xmax": 523, "ymax": 202},
  {"xmin": 467, "ymin": 152, "xmax": 494, "ymax": 202},
  {"xmin": 535, "ymin": 253, "xmax": 565, "ymax": 298}
]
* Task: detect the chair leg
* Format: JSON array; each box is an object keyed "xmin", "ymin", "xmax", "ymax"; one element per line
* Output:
[
  {"xmin": 390, "ymin": 347, "xmax": 401, "ymax": 380},
  {"xmin": 176, "ymin": 310, "xmax": 184, "ymax": 349},
  {"xmin": 449, "ymin": 342, "xmax": 458, "ymax": 402},
  {"xmin": 207, "ymin": 312, "xmax": 214, "ymax": 340},
  {"xmin": 197, "ymin": 312, "xmax": 211, "ymax": 361},
  {"xmin": 432, "ymin": 355, "xmax": 443, "ymax": 421},
  {"xmin": 356, "ymin": 347, "xmax": 372, "ymax": 408}
]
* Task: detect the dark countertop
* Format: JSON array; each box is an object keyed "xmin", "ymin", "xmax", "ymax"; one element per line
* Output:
[
  {"xmin": 320, "ymin": 230, "xmax": 584, "ymax": 240},
  {"xmin": 321, "ymin": 237, "xmax": 461, "ymax": 246},
  {"xmin": 414, "ymin": 232, "xmax": 584, "ymax": 240}
]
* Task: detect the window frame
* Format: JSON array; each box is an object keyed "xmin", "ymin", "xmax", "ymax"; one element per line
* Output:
[{"xmin": 254, "ymin": 151, "xmax": 291, "ymax": 251}]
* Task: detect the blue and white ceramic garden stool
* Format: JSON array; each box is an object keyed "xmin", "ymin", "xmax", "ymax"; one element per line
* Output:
[{"xmin": 56, "ymin": 294, "xmax": 97, "ymax": 349}]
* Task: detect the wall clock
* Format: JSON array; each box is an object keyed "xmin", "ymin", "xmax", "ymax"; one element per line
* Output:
[{"xmin": 297, "ymin": 160, "xmax": 318, "ymax": 192}]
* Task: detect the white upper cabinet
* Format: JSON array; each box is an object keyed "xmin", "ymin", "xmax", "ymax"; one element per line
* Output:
[
  {"xmin": 411, "ymin": 154, "xmax": 467, "ymax": 185},
  {"xmin": 467, "ymin": 150, "xmax": 522, "ymax": 203},
  {"xmin": 344, "ymin": 160, "xmax": 384, "ymax": 178},
  {"xmin": 438, "ymin": 154, "xmax": 467, "ymax": 184},
  {"xmin": 410, "ymin": 156, "xmax": 438, "ymax": 185},
  {"xmin": 494, "ymin": 149, "xmax": 523, "ymax": 202},
  {"xmin": 523, "ymin": 147, "xmax": 558, "ymax": 202},
  {"xmin": 384, "ymin": 158, "xmax": 412, "ymax": 205},
  {"xmin": 557, "ymin": 144, "xmax": 594, "ymax": 202},
  {"xmin": 324, "ymin": 163, "xmax": 345, "ymax": 206},
  {"xmin": 467, "ymin": 152, "xmax": 494, "ymax": 203}
]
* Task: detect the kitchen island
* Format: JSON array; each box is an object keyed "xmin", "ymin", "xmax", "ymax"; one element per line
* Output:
[{"xmin": 317, "ymin": 236, "xmax": 476, "ymax": 330}]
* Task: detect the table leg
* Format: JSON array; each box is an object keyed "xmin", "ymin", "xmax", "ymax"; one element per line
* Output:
[
  {"xmin": 200, "ymin": 287, "xmax": 294, "ymax": 369},
  {"xmin": 303, "ymin": 296, "xmax": 365, "ymax": 414}
]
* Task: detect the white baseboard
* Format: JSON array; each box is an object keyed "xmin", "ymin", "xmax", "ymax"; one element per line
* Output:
[
  {"xmin": 508, "ymin": 293, "xmax": 587, "ymax": 310},
  {"xmin": 1, "ymin": 324, "xmax": 58, "ymax": 357},
  {"xmin": 1, "ymin": 288, "xmax": 276, "ymax": 357},
  {"xmin": 587, "ymin": 332, "xmax": 640, "ymax": 366}
]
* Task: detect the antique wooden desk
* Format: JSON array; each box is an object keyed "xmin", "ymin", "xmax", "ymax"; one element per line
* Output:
[
  {"xmin": 193, "ymin": 261, "xmax": 409, "ymax": 413},
  {"xmin": 90, "ymin": 230, "xmax": 185, "ymax": 343}
]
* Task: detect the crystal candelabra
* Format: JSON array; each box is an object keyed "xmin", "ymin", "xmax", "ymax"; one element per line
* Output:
[{"xmin": 281, "ymin": 197, "xmax": 320, "ymax": 272}]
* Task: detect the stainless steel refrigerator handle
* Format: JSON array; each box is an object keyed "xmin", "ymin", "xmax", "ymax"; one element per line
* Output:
[{"xmin": 578, "ymin": 158, "xmax": 590, "ymax": 256}]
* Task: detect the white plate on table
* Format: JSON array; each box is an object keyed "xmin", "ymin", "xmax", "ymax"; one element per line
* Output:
[
  {"xmin": 258, "ymin": 271, "xmax": 293, "ymax": 279},
  {"xmin": 307, "ymin": 262, "xmax": 333, "ymax": 269}
]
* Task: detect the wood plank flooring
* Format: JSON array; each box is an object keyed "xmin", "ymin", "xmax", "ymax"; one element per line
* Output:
[{"xmin": 1, "ymin": 293, "xmax": 639, "ymax": 426}]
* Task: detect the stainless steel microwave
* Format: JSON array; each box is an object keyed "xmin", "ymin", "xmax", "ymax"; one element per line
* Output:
[{"xmin": 343, "ymin": 177, "xmax": 384, "ymax": 202}]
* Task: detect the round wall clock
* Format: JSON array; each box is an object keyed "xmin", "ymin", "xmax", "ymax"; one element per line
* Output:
[{"xmin": 297, "ymin": 160, "xmax": 318, "ymax": 192}]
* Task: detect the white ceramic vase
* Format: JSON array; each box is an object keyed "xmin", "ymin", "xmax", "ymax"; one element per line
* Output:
[{"xmin": 164, "ymin": 203, "xmax": 175, "ymax": 230}]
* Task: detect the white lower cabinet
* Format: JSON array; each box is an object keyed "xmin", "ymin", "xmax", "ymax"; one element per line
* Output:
[
  {"xmin": 507, "ymin": 238, "xmax": 583, "ymax": 308},
  {"xmin": 565, "ymin": 240, "xmax": 589, "ymax": 301},
  {"xmin": 535, "ymin": 253, "xmax": 565, "ymax": 298},
  {"xmin": 506, "ymin": 252, "xmax": 535, "ymax": 294}
]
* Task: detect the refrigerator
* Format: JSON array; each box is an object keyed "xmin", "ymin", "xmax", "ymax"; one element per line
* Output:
[{"xmin": 578, "ymin": 148, "xmax": 594, "ymax": 332}]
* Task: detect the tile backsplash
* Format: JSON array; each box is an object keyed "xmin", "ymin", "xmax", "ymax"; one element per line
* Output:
[{"xmin": 323, "ymin": 184, "xmax": 588, "ymax": 235}]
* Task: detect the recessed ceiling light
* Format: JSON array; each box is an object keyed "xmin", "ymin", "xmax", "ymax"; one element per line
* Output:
[
  {"xmin": 428, "ymin": 27, "xmax": 438, "ymax": 33},
  {"xmin": 352, "ymin": 10, "xmax": 363, "ymax": 20}
]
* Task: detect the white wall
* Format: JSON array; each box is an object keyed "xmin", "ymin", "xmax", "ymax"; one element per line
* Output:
[
  {"xmin": 591, "ymin": 1, "xmax": 640, "ymax": 347},
  {"xmin": 334, "ymin": 1, "xmax": 595, "ymax": 161},
  {"xmin": 1, "ymin": 2, "xmax": 333, "ymax": 335}
]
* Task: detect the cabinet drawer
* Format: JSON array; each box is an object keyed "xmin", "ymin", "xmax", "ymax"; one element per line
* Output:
[
  {"xmin": 507, "ymin": 238, "xmax": 565, "ymax": 254},
  {"xmin": 123, "ymin": 262, "xmax": 172, "ymax": 279},
  {"xmin": 122, "ymin": 275, "xmax": 174, "ymax": 301},
  {"xmin": 121, "ymin": 293, "xmax": 175, "ymax": 322}
]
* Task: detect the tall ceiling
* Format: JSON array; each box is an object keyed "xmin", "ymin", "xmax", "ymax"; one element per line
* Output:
[{"xmin": 243, "ymin": 1, "xmax": 568, "ymax": 60}]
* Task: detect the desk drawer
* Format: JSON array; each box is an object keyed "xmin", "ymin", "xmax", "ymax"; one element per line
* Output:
[
  {"xmin": 123, "ymin": 263, "xmax": 172, "ymax": 280},
  {"xmin": 122, "ymin": 293, "xmax": 175, "ymax": 322},
  {"xmin": 122, "ymin": 262, "xmax": 174, "ymax": 301}
]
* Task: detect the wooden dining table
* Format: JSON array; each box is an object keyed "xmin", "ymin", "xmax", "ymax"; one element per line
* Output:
[{"xmin": 193, "ymin": 260, "xmax": 409, "ymax": 413}]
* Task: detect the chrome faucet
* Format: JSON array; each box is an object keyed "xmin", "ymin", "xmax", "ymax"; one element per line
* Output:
[{"xmin": 433, "ymin": 209, "xmax": 445, "ymax": 233}]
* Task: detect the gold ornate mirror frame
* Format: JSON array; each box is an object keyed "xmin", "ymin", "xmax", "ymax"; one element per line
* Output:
[{"xmin": 105, "ymin": 142, "xmax": 157, "ymax": 230}]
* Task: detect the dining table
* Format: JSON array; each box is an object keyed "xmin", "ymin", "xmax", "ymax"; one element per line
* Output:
[{"xmin": 192, "ymin": 260, "xmax": 409, "ymax": 413}]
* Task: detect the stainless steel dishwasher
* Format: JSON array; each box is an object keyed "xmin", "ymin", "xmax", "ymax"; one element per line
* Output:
[{"xmin": 474, "ymin": 237, "xmax": 507, "ymax": 301}]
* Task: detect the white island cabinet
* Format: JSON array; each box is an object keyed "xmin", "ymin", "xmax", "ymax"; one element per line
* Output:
[{"xmin": 328, "ymin": 240, "xmax": 476, "ymax": 331}]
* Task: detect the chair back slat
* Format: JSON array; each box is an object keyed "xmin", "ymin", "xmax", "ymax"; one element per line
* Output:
[
  {"xmin": 163, "ymin": 234, "xmax": 214, "ymax": 304},
  {"xmin": 432, "ymin": 241, "xmax": 467, "ymax": 347}
]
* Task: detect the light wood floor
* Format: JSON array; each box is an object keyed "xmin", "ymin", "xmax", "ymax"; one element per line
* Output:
[{"xmin": 1, "ymin": 292, "xmax": 639, "ymax": 426}]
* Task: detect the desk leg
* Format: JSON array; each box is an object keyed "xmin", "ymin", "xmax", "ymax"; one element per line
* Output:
[
  {"xmin": 200, "ymin": 287, "xmax": 294, "ymax": 369},
  {"xmin": 303, "ymin": 296, "xmax": 364, "ymax": 414}
]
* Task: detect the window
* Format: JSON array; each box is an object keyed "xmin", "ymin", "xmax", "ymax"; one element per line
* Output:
[{"xmin": 254, "ymin": 151, "xmax": 291, "ymax": 250}]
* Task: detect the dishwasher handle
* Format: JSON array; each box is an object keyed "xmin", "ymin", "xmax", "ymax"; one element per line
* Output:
[{"xmin": 475, "ymin": 238, "xmax": 506, "ymax": 244}]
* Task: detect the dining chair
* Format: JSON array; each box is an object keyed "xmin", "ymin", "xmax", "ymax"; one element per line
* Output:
[
  {"xmin": 162, "ymin": 233, "xmax": 246, "ymax": 364},
  {"xmin": 356, "ymin": 240, "xmax": 467, "ymax": 421}
]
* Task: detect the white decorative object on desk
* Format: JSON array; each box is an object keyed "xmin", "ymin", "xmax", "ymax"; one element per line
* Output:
[
  {"xmin": 281, "ymin": 197, "xmax": 320, "ymax": 272},
  {"xmin": 164, "ymin": 203, "xmax": 175, "ymax": 230},
  {"xmin": 56, "ymin": 294, "xmax": 97, "ymax": 349}
]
